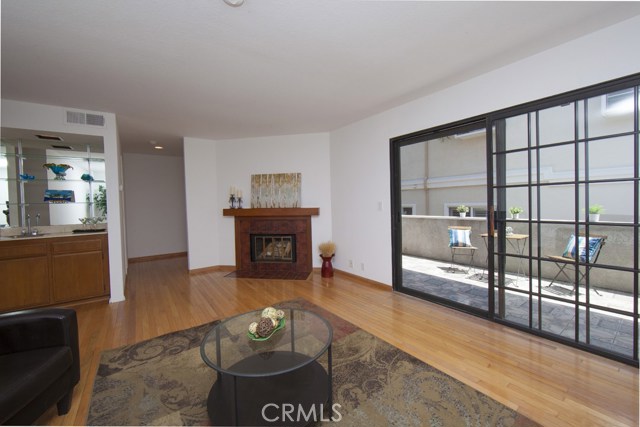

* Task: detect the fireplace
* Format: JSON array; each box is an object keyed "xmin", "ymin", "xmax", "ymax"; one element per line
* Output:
[
  {"xmin": 251, "ymin": 234, "xmax": 296, "ymax": 263},
  {"xmin": 223, "ymin": 208, "xmax": 319, "ymax": 279}
]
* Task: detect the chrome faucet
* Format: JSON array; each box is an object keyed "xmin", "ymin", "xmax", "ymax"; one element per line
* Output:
[{"xmin": 33, "ymin": 213, "xmax": 40, "ymax": 235}]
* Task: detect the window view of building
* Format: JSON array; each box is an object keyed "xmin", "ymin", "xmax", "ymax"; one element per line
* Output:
[{"xmin": 400, "ymin": 131, "xmax": 487, "ymax": 217}]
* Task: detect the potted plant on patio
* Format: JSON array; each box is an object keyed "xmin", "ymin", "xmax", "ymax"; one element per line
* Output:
[
  {"xmin": 509, "ymin": 206, "xmax": 524, "ymax": 219},
  {"xmin": 588, "ymin": 204, "xmax": 604, "ymax": 222},
  {"xmin": 318, "ymin": 241, "xmax": 336, "ymax": 278},
  {"xmin": 456, "ymin": 205, "xmax": 469, "ymax": 218}
]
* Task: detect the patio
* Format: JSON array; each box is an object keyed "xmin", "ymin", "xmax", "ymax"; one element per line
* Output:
[{"xmin": 402, "ymin": 254, "xmax": 636, "ymax": 357}]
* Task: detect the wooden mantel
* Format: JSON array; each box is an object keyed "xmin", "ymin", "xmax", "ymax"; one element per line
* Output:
[{"xmin": 223, "ymin": 208, "xmax": 319, "ymax": 217}]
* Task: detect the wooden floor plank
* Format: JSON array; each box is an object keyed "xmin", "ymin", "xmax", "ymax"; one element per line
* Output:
[{"xmin": 35, "ymin": 256, "xmax": 637, "ymax": 427}]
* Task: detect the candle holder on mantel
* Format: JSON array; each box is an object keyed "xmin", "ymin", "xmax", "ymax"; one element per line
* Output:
[
  {"xmin": 237, "ymin": 197, "xmax": 243, "ymax": 209},
  {"xmin": 229, "ymin": 195, "xmax": 237, "ymax": 209}
]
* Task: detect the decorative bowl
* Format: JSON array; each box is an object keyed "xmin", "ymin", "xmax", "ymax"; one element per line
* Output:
[
  {"xmin": 43, "ymin": 163, "xmax": 73, "ymax": 180},
  {"xmin": 247, "ymin": 318, "xmax": 286, "ymax": 341}
]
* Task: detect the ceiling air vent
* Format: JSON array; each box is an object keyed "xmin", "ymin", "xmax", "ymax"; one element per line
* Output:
[
  {"xmin": 51, "ymin": 144, "xmax": 74, "ymax": 150},
  {"xmin": 35, "ymin": 133, "xmax": 64, "ymax": 141},
  {"xmin": 66, "ymin": 110, "xmax": 106, "ymax": 127}
]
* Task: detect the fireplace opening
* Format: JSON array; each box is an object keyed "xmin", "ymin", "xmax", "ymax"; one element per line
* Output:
[{"xmin": 251, "ymin": 234, "xmax": 296, "ymax": 263}]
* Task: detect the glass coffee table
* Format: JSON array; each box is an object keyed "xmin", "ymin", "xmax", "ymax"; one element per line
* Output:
[{"xmin": 200, "ymin": 308, "xmax": 333, "ymax": 426}]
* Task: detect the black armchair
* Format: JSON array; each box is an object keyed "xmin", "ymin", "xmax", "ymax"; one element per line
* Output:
[{"xmin": 0, "ymin": 308, "xmax": 80, "ymax": 425}]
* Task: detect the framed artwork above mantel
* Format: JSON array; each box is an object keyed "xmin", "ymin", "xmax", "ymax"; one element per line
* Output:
[{"xmin": 250, "ymin": 173, "xmax": 301, "ymax": 208}]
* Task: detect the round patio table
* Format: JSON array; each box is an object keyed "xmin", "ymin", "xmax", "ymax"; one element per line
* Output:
[{"xmin": 200, "ymin": 308, "xmax": 333, "ymax": 426}]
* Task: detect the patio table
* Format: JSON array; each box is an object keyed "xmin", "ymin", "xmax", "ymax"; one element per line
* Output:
[{"xmin": 480, "ymin": 233, "xmax": 529, "ymax": 285}]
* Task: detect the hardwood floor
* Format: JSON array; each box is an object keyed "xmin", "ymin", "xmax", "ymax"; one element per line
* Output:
[{"xmin": 37, "ymin": 256, "xmax": 637, "ymax": 426}]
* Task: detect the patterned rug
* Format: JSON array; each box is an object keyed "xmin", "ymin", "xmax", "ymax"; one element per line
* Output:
[{"xmin": 87, "ymin": 298, "xmax": 539, "ymax": 426}]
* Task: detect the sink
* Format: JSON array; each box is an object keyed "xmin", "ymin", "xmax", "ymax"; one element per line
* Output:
[{"xmin": 8, "ymin": 233, "xmax": 47, "ymax": 239}]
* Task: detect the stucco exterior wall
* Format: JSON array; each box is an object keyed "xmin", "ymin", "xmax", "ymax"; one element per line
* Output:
[{"xmin": 402, "ymin": 215, "xmax": 632, "ymax": 292}]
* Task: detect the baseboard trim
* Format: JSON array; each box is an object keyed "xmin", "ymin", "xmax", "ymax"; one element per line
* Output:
[
  {"xmin": 128, "ymin": 252, "xmax": 187, "ymax": 263},
  {"xmin": 326, "ymin": 268, "xmax": 392, "ymax": 291}
]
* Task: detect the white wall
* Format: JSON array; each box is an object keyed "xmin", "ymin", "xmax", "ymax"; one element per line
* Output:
[
  {"xmin": 183, "ymin": 138, "xmax": 219, "ymax": 270},
  {"xmin": 1, "ymin": 99, "xmax": 126, "ymax": 301},
  {"xmin": 330, "ymin": 15, "xmax": 640, "ymax": 285},
  {"xmin": 123, "ymin": 153, "xmax": 188, "ymax": 259},
  {"xmin": 184, "ymin": 133, "xmax": 332, "ymax": 270}
]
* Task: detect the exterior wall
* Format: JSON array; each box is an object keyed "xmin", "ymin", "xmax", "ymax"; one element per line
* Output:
[
  {"xmin": 401, "ymin": 101, "xmax": 635, "ymax": 222},
  {"xmin": 402, "ymin": 215, "xmax": 632, "ymax": 292}
]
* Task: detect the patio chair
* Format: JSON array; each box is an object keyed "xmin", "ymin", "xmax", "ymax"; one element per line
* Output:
[
  {"xmin": 448, "ymin": 226, "xmax": 477, "ymax": 274},
  {"xmin": 546, "ymin": 233, "xmax": 607, "ymax": 295}
]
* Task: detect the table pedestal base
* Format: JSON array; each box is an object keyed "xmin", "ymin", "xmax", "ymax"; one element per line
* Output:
[{"xmin": 208, "ymin": 352, "xmax": 330, "ymax": 426}]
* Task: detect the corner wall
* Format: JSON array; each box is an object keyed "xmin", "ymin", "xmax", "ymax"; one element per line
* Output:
[
  {"xmin": 184, "ymin": 133, "xmax": 332, "ymax": 270},
  {"xmin": 330, "ymin": 15, "xmax": 640, "ymax": 285}
]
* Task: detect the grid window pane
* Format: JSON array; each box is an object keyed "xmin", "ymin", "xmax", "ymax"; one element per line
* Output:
[
  {"xmin": 493, "ymin": 78, "xmax": 639, "ymax": 364},
  {"xmin": 538, "ymin": 103, "xmax": 576, "ymax": 146}
]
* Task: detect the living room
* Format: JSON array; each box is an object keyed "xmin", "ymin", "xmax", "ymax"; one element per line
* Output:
[{"xmin": 1, "ymin": 1, "xmax": 639, "ymax": 426}]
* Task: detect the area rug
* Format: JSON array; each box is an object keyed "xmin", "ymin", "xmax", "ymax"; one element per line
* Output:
[{"xmin": 87, "ymin": 298, "xmax": 539, "ymax": 426}]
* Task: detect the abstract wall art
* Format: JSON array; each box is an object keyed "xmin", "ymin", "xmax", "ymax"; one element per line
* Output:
[{"xmin": 250, "ymin": 173, "xmax": 301, "ymax": 208}]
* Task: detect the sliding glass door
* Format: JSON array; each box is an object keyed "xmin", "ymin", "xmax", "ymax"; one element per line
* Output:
[
  {"xmin": 391, "ymin": 73, "xmax": 639, "ymax": 365},
  {"xmin": 490, "ymin": 80, "xmax": 639, "ymax": 363},
  {"xmin": 391, "ymin": 121, "xmax": 491, "ymax": 315}
]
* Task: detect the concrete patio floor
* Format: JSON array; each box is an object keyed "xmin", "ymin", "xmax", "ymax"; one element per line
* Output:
[{"xmin": 402, "ymin": 255, "xmax": 637, "ymax": 358}]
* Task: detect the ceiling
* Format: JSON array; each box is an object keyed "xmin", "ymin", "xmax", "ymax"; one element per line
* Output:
[{"xmin": 2, "ymin": 1, "xmax": 640, "ymax": 157}]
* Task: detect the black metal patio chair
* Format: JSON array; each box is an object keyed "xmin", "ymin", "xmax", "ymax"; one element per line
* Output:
[{"xmin": 546, "ymin": 233, "xmax": 607, "ymax": 295}]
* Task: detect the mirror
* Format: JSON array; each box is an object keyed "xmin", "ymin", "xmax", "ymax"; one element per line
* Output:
[{"xmin": 1, "ymin": 127, "xmax": 105, "ymax": 228}]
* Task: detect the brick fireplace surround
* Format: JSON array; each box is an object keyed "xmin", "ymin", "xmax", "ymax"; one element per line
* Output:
[{"xmin": 223, "ymin": 208, "xmax": 320, "ymax": 279}]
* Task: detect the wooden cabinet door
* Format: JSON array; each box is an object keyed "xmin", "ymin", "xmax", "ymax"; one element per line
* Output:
[
  {"xmin": 51, "ymin": 239, "xmax": 105, "ymax": 302},
  {"xmin": 0, "ymin": 256, "xmax": 50, "ymax": 311},
  {"xmin": 0, "ymin": 242, "xmax": 50, "ymax": 312}
]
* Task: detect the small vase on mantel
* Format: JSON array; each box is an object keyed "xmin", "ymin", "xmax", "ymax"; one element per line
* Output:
[{"xmin": 320, "ymin": 255, "xmax": 334, "ymax": 278}]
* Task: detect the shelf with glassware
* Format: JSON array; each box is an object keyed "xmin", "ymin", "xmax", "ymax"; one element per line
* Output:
[{"xmin": 0, "ymin": 148, "xmax": 107, "ymax": 229}]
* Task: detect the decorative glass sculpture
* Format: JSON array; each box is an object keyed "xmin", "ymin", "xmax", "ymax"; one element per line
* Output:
[
  {"xmin": 43, "ymin": 163, "xmax": 73, "ymax": 180},
  {"xmin": 44, "ymin": 189, "xmax": 75, "ymax": 203}
]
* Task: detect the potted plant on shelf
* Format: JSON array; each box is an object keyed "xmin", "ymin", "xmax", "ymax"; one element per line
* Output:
[
  {"xmin": 589, "ymin": 204, "xmax": 604, "ymax": 222},
  {"xmin": 318, "ymin": 241, "xmax": 336, "ymax": 278},
  {"xmin": 509, "ymin": 206, "xmax": 524, "ymax": 219},
  {"xmin": 85, "ymin": 185, "xmax": 107, "ymax": 217},
  {"xmin": 456, "ymin": 205, "xmax": 469, "ymax": 218}
]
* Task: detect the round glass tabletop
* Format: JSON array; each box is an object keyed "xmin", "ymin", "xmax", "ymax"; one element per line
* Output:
[{"xmin": 200, "ymin": 308, "xmax": 333, "ymax": 377}]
